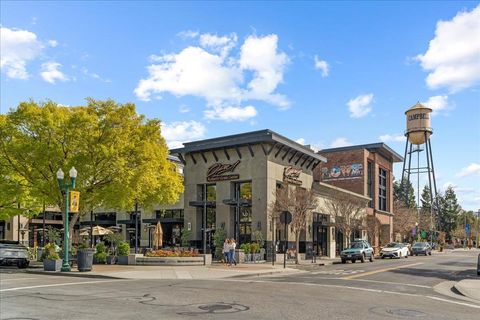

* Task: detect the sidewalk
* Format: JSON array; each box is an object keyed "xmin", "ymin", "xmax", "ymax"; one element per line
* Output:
[
  {"xmin": 26, "ymin": 262, "xmax": 304, "ymax": 280},
  {"xmin": 454, "ymin": 280, "xmax": 480, "ymax": 302}
]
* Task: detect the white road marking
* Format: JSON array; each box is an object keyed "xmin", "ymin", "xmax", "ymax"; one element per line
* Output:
[
  {"xmin": 0, "ymin": 277, "xmax": 39, "ymax": 282},
  {"xmin": 0, "ymin": 279, "xmax": 130, "ymax": 292},
  {"xmin": 224, "ymin": 279, "xmax": 480, "ymax": 309}
]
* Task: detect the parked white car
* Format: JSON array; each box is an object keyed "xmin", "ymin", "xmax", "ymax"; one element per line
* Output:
[{"xmin": 381, "ymin": 243, "xmax": 409, "ymax": 259}]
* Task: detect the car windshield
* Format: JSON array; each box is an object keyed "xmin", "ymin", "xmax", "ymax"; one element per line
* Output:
[
  {"xmin": 350, "ymin": 243, "xmax": 363, "ymax": 249},
  {"xmin": 413, "ymin": 243, "xmax": 426, "ymax": 248},
  {"xmin": 386, "ymin": 243, "xmax": 399, "ymax": 248}
]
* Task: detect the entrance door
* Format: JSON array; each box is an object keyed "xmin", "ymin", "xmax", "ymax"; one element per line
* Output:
[
  {"xmin": 315, "ymin": 226, "xmax": 328, "ymax": 256},
  {"xmin": 336, "ymin": 230, "xmax": 344, "ymax": 255}
]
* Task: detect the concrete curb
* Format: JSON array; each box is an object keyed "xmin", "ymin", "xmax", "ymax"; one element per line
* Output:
[
  {"xmin": 26, "ymin": 269, "xmax": 121, "ymax": 280},
  {"xmin": 227, "ymin": 269, "xmax": 306, "ymax": 279},
  {"xmin": 454, "ymin": 280, "xmax": 480, "ymax": 302},
  {"xmin": 433, "ymin": 281, "xmax": 480, "ymax": 304}
]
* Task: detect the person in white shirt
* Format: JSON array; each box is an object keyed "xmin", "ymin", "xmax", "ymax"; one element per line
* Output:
[
  {"xmin": 222, "ymin": 239, "xmax": 230, "ymax": 266},
  {"xmin": 229, "ymin": 238, "xmax": 237, "ymax": 266}
]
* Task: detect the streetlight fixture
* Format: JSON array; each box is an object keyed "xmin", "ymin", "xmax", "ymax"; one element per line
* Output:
[{"xmin": 56, "ymin": 166, "xmax": 77, "ymax": 272}]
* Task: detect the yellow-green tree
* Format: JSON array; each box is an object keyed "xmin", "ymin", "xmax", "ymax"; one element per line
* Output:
[{"xmin": 0, "ymin": 99, "xmax": 183, "ymax": 244}]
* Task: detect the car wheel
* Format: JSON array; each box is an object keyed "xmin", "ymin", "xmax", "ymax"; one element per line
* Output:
[
  {"xmin": 352, "ymin": 259, "xmax": 356, "ymax": 263},
  {"xmin": 341, "ymin": 259, "xmax": 346, "ymax": 264},
  {"xmin": 428, "ymin": 252, "xmax": 432, "ymax": 256},
  {"xmin": 361, "ymin": 254, "xmax": 365, "ymax": 263},
  {"xmin": 405, "ymin": 252, "xmax": 408, "ymax": 258},
  {"xmin": 369, "ymin": 254, "xmax": 374, "ymax": 262},
  {"xmin": 17, "ymin": 261, "xmax": 28, "ymax": 269},
  {"xmin": 399, "ymin": 252, "xmax": 402, "ymax": 259},
  {"xmin": 381, "ymin": 255, "xmax": 385, "ymax": 259}
]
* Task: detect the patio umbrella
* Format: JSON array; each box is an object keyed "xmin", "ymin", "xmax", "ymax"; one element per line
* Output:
[
  {"xmin": 79, "ymin": 225, "xmax": 113, "ymax": 236},
  {"xmin": 153, "ymin": 222, "xmax": 163, "ymax": 250}
]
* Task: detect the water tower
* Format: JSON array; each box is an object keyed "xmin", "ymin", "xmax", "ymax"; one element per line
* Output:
[{"xmin": 400, "ymin": 102, "xmax": 439, "ymax": 235}]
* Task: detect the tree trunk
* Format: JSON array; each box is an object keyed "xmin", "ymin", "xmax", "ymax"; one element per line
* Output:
[
  {"xmin": 68, "ymin": 212, "xmax": 80, "ymax": 250},
  {"xmin": 295, "ymin": 232, "xmax": 300, "ymax": 264}
]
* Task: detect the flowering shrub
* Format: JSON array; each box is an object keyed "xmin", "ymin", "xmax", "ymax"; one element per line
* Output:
[{"xmin": 145, "ymin": 249, "xmax": 198, "ymax": 257}]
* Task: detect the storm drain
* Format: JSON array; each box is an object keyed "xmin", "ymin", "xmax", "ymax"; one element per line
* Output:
[{"xmin": 177, "ymin": 302, "xmax": 249, "ymax": 315}]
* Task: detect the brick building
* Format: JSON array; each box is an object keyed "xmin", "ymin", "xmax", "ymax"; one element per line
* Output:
[{"xmin": 314, "ymin": 143, "xmax": 403, "ymax": 251}]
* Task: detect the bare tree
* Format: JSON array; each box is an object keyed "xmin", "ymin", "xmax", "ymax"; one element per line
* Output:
[
  {"xmin": 366, "ymin": 214, "xmax": 381, "ymax": 248},
  {"xmin": 393, "ymin": 200, "xmax": 417, "ymax": 242},
  {"xmin": 268, "ymin": 185, "xmax": 317, "ymax": 264},
  {"xmin": 321, "ymin": 190, "xmax": 367, "ymax": 248}
]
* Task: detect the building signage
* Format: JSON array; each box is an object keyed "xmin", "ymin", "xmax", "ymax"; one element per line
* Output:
[
  {"xmin": 408, "ymin": 113, "xmax": 429, "ymax": 121},
  {"xmin": 283, "ymin": 166, "xmax": 302, "ymax": 185},
  {"xmin": 321, "ymin": 163, "xmax": 363, "ymax": 181},
  {"xmin": 69, "ymin": 191, "xmax": 80, "ymax": 213},
  {"xmin": 207, "ymin": 160, "xmax": 241, "ymax": 182}
]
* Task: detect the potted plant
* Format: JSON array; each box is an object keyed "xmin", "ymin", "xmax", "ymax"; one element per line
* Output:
[
  {"xmin": 104, "ymin": 232, "xmax": 122, "ymax": 264},
  {"xmin": 117, "ymin": 241, "xmax": 130, "ymax": 265},
  {"xmin": 94, "ymin": 243, "xmax": 107, "ymax": 264},
  {"xmin": 77, "ymin": 242, "xmax": 95, "ymax": 272},
  {"xmin": 250, "ymin": 242, "xmax": 260, "ymax": 263},
  {"xmin": 240, "ymin": 243, "xmax": 251, "ymax": 262},
  {"xmin": 42, "ymin": 243, "xmax": 62, "ymax": 272},
  {"xmin": 212, "ymin": 229, "xmax": 226, "ymax": 261},
  {"xmin": 181, "ymin": 229, "xmax": 192, "ymax": 248}
]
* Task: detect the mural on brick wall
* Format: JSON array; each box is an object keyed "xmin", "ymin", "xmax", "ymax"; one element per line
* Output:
[{"xmin": 321, "ymin": 163, "xmax": 363, "ymax": 181}]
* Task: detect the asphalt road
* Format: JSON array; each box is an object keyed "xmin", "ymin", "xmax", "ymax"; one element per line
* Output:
[{"xmin": 1, "ymin": 250, "xmax": 478, "ymax": 320}]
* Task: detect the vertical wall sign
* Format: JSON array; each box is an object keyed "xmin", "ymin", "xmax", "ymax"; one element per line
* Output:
[{"xmin": 283, "ymin": 166, "xmax": 302, "ymax": 185}]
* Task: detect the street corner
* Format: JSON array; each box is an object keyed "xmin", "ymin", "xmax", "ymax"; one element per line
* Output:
[
  {"xmin": 433, "ymin": 280, "xmax": 480, "ymax": 305},
  {"xmin": 454, "ymin": 279, "xmax": 480, "ymax": 303}
]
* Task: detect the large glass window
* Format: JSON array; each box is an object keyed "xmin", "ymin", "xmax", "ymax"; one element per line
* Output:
[
  {"xmin": 239, "ymin": 207, "xmax": 252, "ymax": 244},
  {"xmin": 233, "ymin": 181, "xmax": 252, "ymax": 245},
  {"xmin": 155, "ymin": 209, "xmax": 184, "ymax": 220},
  {"xmin": 367, "ymin": 161, "xmax": 374, "ymax": 208},
  {"xmin": 379, "ymin": 168, "xmax": 387, "ymax": 211},
  {"xmin": 198, "ymin": 184, "xmax": 216, "ymax": 230}
]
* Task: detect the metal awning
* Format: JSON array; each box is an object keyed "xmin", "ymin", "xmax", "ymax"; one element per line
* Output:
[
  {"xmin": 222, "ymin": 199, "xmax": 252, "ymax": 207},
  {"xmin": 142, "ymin": 218, "xmax": 184, "ymax": 224},
  {"xmin": 189, "ymin": 201, "xmax": 216, "ymax": 208}
]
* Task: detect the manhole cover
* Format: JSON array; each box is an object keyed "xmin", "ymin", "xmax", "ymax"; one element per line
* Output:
[
  {"xmin": 199, "ymin": 304, "xmax": 233, "ymax": 311},
  {"xmin": 387, "ymin": 309, "xmax": 427, "ymax": 317},
  {"xmin": 177, "ymin": 302, "xmax": 249, "ymax": 315},
  {"xmin": 370, "ymin": 306, "xmax": 427, "ymax": 318}
]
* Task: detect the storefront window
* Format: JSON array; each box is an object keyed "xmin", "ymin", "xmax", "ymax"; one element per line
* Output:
[
  {"xmin": 367, "ymin": 161, "xmax": 374, "ymax": 208},
  {"xmin": 379, "ymin": 168, "xmax": 387, "ymax": 211},
  {"xmin": 239, "ymin": 207, "xmax": 252, "ymax": 244}
]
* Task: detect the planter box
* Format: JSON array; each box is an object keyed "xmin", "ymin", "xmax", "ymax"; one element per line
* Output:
[
  {"xmin": 136, "ymin": 254, "xmax": 211, "ymax": 266},
  {"xmin": 77, "ymin": 249, "xmax": 95, "ymax": 272},
  {"xmin": 117, "ymin": 256, "xmax": 129, "ymax": 265},
  {"xmin": 43, "ymin": 259, "xmax": 62, "ymax": 272},
  {"xmin": 106, "ymin": 256, "xmax": 117, "ymax": 264}
]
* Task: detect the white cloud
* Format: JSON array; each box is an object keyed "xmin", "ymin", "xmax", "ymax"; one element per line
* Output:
[
  {"xmin": 135, "ymin": 46, "xmax": 242, "ymax": 104},
  {"xmin": 135, "ymin": 33, "xmax": 289, "ymax": 121},
  {"xmin": 421, "ymin": 95, "xmax": 450, "ymax": 116},
  {"xmin": 314, "ymin": 55, "xmax": 329, "ymax": 77},
  {"xmin": 330, "ymin": 137, "xmax": 351, "ymax": 148},
  {"xmin": 347, "ymin": 93, "xmax": 374, "ymax": 118},
  {"xmin": 177, "ymin": 30, "xmax": 199, "ymax": 39},
  {"xmin": 240, "ymin": 34, "xmax": 290, "ymax": 109},
  {"xmin": 48, "ymin": 40, "xmax": 58, "ymax": 47},
  {"xmin": 379, "ymin": 134, "xmax": 406, "ymax": 143},
  {"xmin": 416, "ymin": 5, "xmax": 480, "ymax": 91},
  {"xmin": 199, "ymin": 33, "xmax": 237, "ymax": 57},
  {"xmin": 204, "ymin": 105, "xmax": 257, "ymax": 122},
  {"xmin": 162, "ymin": 121, "xmax": 206, "ymax": 149},
  {"xmin": 179, "ymin": 105, "xmax": 190, "ymax": 113},
  {"xmin": 295, "ymin": 138, "xmax": 306, "ymax": 145},
  {"xmin": 81, "ymin": 67, "xmax": 111, "ymax": 83},
  {"xmin": 0, "ymin": 27, "xmax": 44, "ymax": 79},
  {"xmin": 456, "ymin": 163, "xmax": 480, "ymax": 178},
  {"xmin": 40, "ymin": 61, "xmax": 69, "ymax": 84}
]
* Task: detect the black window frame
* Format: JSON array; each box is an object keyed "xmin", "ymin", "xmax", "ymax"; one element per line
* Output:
[{"xmin": 378, "ymin": 167, "xmax": 387, "ymax": 211}]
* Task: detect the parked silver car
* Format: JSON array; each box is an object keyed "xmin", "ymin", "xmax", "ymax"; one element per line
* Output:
[{"xmin": 0, "ymin": 240, "xmax": 29, "ymax": 268}]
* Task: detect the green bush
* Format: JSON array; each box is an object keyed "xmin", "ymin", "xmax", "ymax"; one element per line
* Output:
[
  {"xmin": 240, "ymin": 243, "xmax": 251, "ymax": 254},
  {"xmin": 250, "ymin": 242, "xmax": 260, "ymax": 254},
  {"xmin": 118, "ymin": 241, "xmax": 130, "ymax": 256},
  {"xmin": 41, "ymin": 243, "xmax": 60, "ymax": 261},
  {"xmin": 94, "ymin": 252, "xmax": 107, "ymax": 264},
  {"xmin": 96, "ymin": 243, "xmax": 106, "ymax": 254}
]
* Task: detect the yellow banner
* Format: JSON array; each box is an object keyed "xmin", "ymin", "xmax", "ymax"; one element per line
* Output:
[{"xmin": 70, "ymin": 191, "xmax": 80, "ymax": 213}]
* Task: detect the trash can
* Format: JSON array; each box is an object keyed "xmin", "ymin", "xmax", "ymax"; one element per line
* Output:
[{"xmin": 77, "ymin": 248, "xmax": 95, "ymax": 272}]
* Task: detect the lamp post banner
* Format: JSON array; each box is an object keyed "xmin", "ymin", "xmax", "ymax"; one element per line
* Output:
[{"xmin": 70, "ymin": 191, "xmax": 80, "ymax": 213}]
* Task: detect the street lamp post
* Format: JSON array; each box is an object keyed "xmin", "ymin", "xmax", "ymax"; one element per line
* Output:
[{"xmin": 56, "ymin": 167, "xmax": 77, "ymax": 272}]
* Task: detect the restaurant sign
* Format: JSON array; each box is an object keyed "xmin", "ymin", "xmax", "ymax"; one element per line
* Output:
[
  {"xmin": 283, "ymin": 166, "xmax": 302, "ymax": 185},
  {"xmin": 207, "ymin": 160, "xmax": 241, "ymax": 182},
  {"xmin": 321, "ymin": 163, "xmax": 363, "ymax": 181}
]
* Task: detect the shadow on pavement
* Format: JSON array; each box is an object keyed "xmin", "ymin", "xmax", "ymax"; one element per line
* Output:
[{"xmin": 391, "ymin": 267, "xmax": 478, "ymax": 281}]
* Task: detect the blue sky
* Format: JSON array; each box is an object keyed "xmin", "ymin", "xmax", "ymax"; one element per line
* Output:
[{"xmin": 1, "ymin": 1, "xmax": 479, "ymax": 210}]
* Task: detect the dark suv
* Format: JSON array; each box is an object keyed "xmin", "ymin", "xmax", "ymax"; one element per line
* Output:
[
  {"xmin": 411, "ymin": 242, "xmax": 432, "ymax": 256},
  {"xmin": 0, "ymin": 240, "xmax": 30, "ymax": 268}
]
